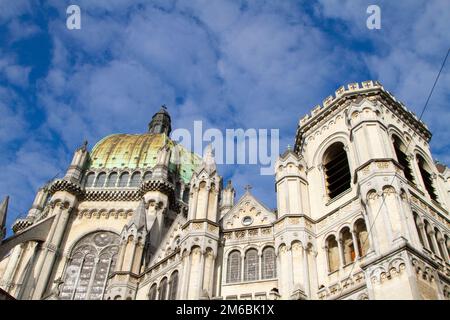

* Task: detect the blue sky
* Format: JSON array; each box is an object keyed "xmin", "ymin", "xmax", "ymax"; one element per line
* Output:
[{"xmin": 1, "ymin": 0, "xmax": 449, "ymax": 234}]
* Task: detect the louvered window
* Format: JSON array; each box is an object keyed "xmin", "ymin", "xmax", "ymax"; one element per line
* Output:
[
  {"xmin": 417, "ymin": 156, "xmax": 438, "ymax": 201},
  {"xmin": 393, "ymin": 136, "xmax": 414, "ymax": 183},
  {"xmin": 323, "ymin": 143, "xmax": 351, "ymax": 199}
]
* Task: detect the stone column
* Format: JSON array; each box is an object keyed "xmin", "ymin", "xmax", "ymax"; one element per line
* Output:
[
  {"xmin": 430, "ymin": 229, "xmax": 440, "ymax": 256},
  {"xmin": 302, "ymin": 246, "xmax": 310, "ymax": 298},
  {"xmin": 182, "ymin": 252, "xmax": 192, "ymax": 299},
  {"xmin": 286, "ymin": 246, "xmax": 294, "ymax": 297},
  {"xmin": 438, "ymin": 239, "xmax": 449, "ymax": 261},
  {"xmin": 32, "ymin": 204, "xmax": 72, "ymax": 299},
  {"xmin": 351, "ymin": 230, "xmax": 360, "ymax": 260},
  {"xmin": 337, "ymin": 239, "xmax": 345, "ymax": 268}
]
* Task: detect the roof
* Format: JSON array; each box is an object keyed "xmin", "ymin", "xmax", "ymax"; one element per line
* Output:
[{"xmin": 89, "ymin": 133, "xmax": 202, "ymax": 183}]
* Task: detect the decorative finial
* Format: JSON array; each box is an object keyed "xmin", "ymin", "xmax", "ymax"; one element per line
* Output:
[
  {"xmin": 287, "ymin": 144, "xmax": 291, "ymax": 151},
  {"xmin": 161, "ymin": 104, "xmax": 167, "ymax": 110},
  {"xmin": 78, "ymin": 140, "xmax": 88, "ymax": 152},
  {"xmin": 244, "ymin": 185, "xmax": 252, "ymax": 193},
  {"xmin": 203, "ymin": 144, "xmax": 216, "ymax": 173}
]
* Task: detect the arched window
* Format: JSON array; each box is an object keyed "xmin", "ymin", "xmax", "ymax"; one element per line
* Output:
[
  {"xmin": 158, "ymin": 277, "xmax": 168, "ymax": 300},
  {"xmin": 434, "ymin": 228, "xmax": 446, "ymax": 259},
  {"xmin": 355, "ymin": 219, "xmax": 369, "ymax": 257},
  {"xmin": 94, "ymin": 172, "xmax": 106, "ymax": 187},
  {"xmin": 59, "ymin": 231, "xmax": 120, "ymax": 300},
  {"xmin": 417, "ymin": 155, "xmax": 438, "ymax": 201},
  {"xmin": 106, "ymin": 172, "xmax": 118, "ymax": 187},
  {"xmin": 413, "ymin": 213, "xmax": 425, "ymax": 247},
  {"xmin": 129, "ymin": 172, "xmax": 141, "ymax": 187},
  {"xmin": 148, "ymin": 283, "xmax": 157, "ymax": 300},
  {"xmin": 424, "ymin": 220, "xmax": 436, "ymax": 254},
  {"xmin": 85, "ymin": 172, "xmax": 95, "ymax": 188},
  {"xmin": 118, "ymin": 172, "xmax": 129, "ymax": 187},
  {"xmin": 227, "ymin": 250, "xmax": 241, "ymax": 283},
  {"xmin": 261, "ymin": 247, "xmax": 276, "ymax": 279},
  {"xmin": 244, "ymin": 249, "xmax": 259, "ymax": 281},
  {"xmin": 143, "ymin": 171, "xmax": 152, "ymax": 181},
  {"xmin": 326, "ymin": 235, "xmax": 339, "ymax": 273},
  {"xmin": 168, "ymin": 271, "xmax": 179, "ymax": 300},
  {"xmin": 323, "ymin": 142, "xmax": 351, "ymax": 199},
  {"xmin": 340, "ymin": 227, "xmax": 355, "ymax": 264},
  {"xmin": 392, "ymin": 135, "xmax": 414, "ymax": 183}
]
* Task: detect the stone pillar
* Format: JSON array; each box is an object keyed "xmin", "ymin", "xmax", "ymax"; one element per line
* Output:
[
  {"xmin": 438, "ymin": 239, "xmax": 450, "ymax": 261},
  {"xmin": 351, "ymin": 230, "xmax": 360, "ymax": 259},
  {"xmin": 180, "ymin": 251, "xmax": 191, "ymax": 299},
  {"xmin": 302, "ymin": 246, "xmax": 310, "ymax": 298},
  {"xmin": 337, "ymin": 239, "xmax": 345, "ymax": 268},
  {"xmin": 32, "ymin": 203, "xmax": 73, "ymax": 299},
  {"xmin": 430, "ymin": 229, "xmax": 440, "ymax": 256},
  {"xmin": 197, "ymin": 250, "xmax": 205, "ymax": 297}
]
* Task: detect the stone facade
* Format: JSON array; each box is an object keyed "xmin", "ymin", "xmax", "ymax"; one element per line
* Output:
[{"xmin": 0, "ymin": 82, "xmax": 449, "ymax": 300}]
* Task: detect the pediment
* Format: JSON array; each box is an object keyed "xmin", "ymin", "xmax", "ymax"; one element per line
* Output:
[{"xmin": 220, "ymin": 192, "xmax": 275, "ymax": 230}]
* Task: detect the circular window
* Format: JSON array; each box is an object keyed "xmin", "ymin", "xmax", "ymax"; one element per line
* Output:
[{"xmin": 242, "ymin": 216, "xmax": 253, "ymax": 226}]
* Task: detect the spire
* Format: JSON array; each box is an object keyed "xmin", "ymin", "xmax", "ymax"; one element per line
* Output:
[
  {"xmin": 148, "ymin": 105, "xmax": 172, "ymax": 136},
  {"xmin": 220, "ymin": 180, "xmax": 235, "ymax": 216},
  {"xmin": 0, "ymin": 196, "xmax": 9, "ymax": 240},
  {"xmin": 129, "ymin": 199, "xmax": 147, "ymax": 232},
  {"xmin": 202, "ymin": 144, "xmax": 216, "ymax": 174}
]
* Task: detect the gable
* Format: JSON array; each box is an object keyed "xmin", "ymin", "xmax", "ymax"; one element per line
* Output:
[
  {"xmin": 150, "ymin": 214, "xmax": 186, "ymax": 265},
  {"xmin": 221, "ymin": 192, "xmax": 275, "ymax": 230}
]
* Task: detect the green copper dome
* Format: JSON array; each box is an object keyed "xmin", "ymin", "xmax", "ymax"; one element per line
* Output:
[{"xmin": 89, "ymin": 133, "xmax": 202, "ymax": 183}]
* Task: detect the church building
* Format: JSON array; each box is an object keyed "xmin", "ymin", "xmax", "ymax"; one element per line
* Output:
[{"xmin": 0, "ymin": 80, "xmax": 449, "ymax": 300}]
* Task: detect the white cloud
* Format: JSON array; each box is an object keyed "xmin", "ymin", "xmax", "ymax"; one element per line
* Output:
[{"xmin": 1, "ymin": 0, "xmax": 450, "ymax": 234}]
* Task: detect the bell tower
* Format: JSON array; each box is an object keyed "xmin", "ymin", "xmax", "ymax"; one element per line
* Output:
[{"xmin": 179, "ymin": 145, "xmax": 221, "ymax": 299}]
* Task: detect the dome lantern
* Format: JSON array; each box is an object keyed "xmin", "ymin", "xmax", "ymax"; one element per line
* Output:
[{"xmin": 148, "ymin": 105, "xmax": 172, "ymax": 136}]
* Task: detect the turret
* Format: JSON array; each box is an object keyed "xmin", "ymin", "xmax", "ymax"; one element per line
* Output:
[
  {"xmin": 64, "ymin": 140, "xmax": 89, "ymax": 184},
  {"xmin": 220, "ymin": 180, "xmax": 235, "ymax": 216},
  {"xmin": 179, "ymin": 145, "xmax": 221, "ymax": 299},
  {"xmin": 188, "ymin": 145, "xmax": 221, "ymax": 222},
  {"xmin": 26, "ymin": 186, "xmax": 50, "ymax": 220},
  {"xmin": 275, "ymin": 148, "xmax": 310, "ymax": 218}
]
